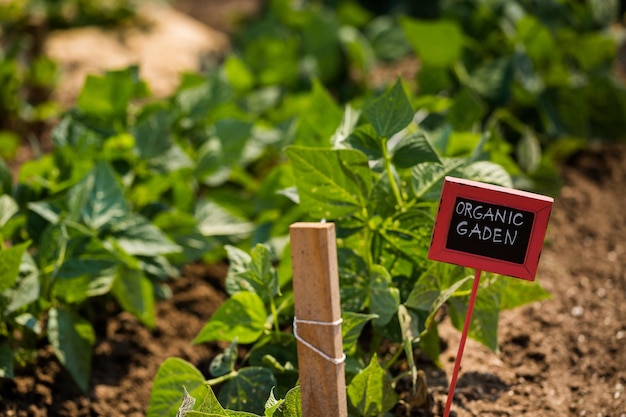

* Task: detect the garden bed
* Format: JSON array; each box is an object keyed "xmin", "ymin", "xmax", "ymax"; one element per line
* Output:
[
  {"xmin": 1, "ymin": 144, "xmax": 624, "ymax": 417},
  {"xmin": 0, "ymin": 0, "xmax": 626, "ymax": 417}
]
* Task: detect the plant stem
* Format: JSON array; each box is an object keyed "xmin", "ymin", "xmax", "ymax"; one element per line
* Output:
[
  {"xmin": 269, "ymin": 298, "xmax": 280, "ymax": 334},
  {"xmin": 383, "ymin": 344, "xmax": 405, "ymax": 371},
  {"xmin": 205, "ymin": 370, "xmax": 238, "ymax": 386},
  {"xmin": 381, "ymin": 138, "xmax": 405, "ymax": 211},
  {"xmin": 391, "ymin": 370, "xmax": 413, "ymax": 385}
]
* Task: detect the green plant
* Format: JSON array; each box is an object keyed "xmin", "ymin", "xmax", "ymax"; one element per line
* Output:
[
  {"xmin": 149, "ymin": 79, "xmax": 550, "ymax": 416},
  {"xmin": 150, "ymin": 357, "xmax": 302, "ymax": 417},
  {"xmin": 398, "ymin": 0, "xmax": 626, "ymax": 193},
  {"xmin": 0, "ymin": 56, "xmax": 311, "ymax": 392}
]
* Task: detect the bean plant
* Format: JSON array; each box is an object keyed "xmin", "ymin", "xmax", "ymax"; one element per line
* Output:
[{"xmin": 148, "ymin": 79, "xmax": 550, "ymax": 417}]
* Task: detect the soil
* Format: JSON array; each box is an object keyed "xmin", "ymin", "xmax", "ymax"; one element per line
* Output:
[{"xmin": 2, "ymin": 2, "xmax": 626, "ymax": 416}]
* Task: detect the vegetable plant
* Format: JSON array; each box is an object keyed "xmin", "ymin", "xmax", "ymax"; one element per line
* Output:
[{"xmin": 149, "ymin": 79, "xmax": 550, "ymax": 416}]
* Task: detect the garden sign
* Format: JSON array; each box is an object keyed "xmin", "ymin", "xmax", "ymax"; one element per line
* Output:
[{"xmin": 428, "ymin": 176, "xmax": 553, "ymax": 416}]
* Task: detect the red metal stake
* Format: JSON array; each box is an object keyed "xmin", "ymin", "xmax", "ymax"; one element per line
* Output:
[{"xmin": 443, "ymin": 268, "xmax": 482, "ymax": 417}]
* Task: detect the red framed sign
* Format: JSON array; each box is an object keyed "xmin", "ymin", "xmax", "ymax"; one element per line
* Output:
[{"xmin": 428, "ymin": 177, "xmax": 553, "ymax": 281}]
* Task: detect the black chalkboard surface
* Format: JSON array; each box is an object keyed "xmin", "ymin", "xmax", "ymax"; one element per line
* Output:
[{"xmin": 445, "ymin": 197, "xmax": 534, "ymax": 264}]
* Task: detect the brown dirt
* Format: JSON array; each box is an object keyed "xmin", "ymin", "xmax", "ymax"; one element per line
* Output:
[
  {"xmin": 44, "ymin": 2, "xmax": 229, "ymax": 107},
  {"xmin": 0, "ymin": 263, "xmax": 228, "ymax": 417},
  {"xmin": 1, "ymin": 144, "xmax": 625, "ymax": 416},
  {"xmin": 427, "ymin": 144, "xmax": 626, "ymax": 416}
]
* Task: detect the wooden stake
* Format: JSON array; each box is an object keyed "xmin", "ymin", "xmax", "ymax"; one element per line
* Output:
[{"xmin": 290, "ymin": 222, "xmax": 347, "ymax": 417}]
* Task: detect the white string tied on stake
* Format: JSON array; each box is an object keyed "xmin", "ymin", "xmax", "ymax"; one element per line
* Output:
[{"xmin": 293, "ymin": 317, "xmax": 346, "ymax": 365}]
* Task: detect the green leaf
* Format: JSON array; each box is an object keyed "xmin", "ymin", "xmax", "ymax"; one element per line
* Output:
[
  {"xmin": 54, "ymin": 258, "xmax": 117, "ymax": 304},
  {"xmin": 218, "ymin": 367, "xmax": 276, "ymax": 415},
  {"xmin": 516, "ymin": 130, "xmax": 542, "ymax": 174},
  {"xmin": 246, "ymin": 332, "xmax": 298, "ymax": 376},
  {"xmin": 391, "ymin": 131, "xmax": 441, "ymax": 168},
  {"xmin": 216, "ymin": 119, "xmax": 253, "ymax": 162},
  {"xmin": 1, "ymin": 253, "xmax": 39, "ymax": 316},
  {"xmin": 224, "ymin": 244, "xmax": 279, "ymax": 302},
  {"xmin": 400, "ymin": 17, "xmax": 463, "ymax": 67},
  {"xmin": 193, "ymin": 292, "xmax": 267, "ymax": 344},
  {"xmin": 496, "ymin": 276, "xmax": 551, "ymax": 310},
  {"xmin": 367, "ymin": 15, "xmax": 412, "ymax": 62},
  {"xmin": 149, "ymin": 144, "xmax": 194, "ymax": 174},
  {"xmin": 282, "ymin": 386, "xmax": 302, "ymax": 417},
  {"xmin": 0, "ymin": 157, "xmax": 12, "ymax": 195},
  {"xmin": 195, "ymin": 384, "xmax": 229, "ymax": 416},
  {"xmin": 468, "ymin": 57, "xmax": 514, "ymax": 105},
  {"xmin": 264, "ymin": 388, "xmax": 283, "ymax": 416},
  {"xmin": 0, "ymin": 344, "xmax": 14, "ymax": 378},
  {"xmin": 47, "ymin": 308, "xmax": 95, "ymax": 392},
  {"xmin": 196, "ymin": 119, "xmax": 253, "ymax": 181},
  {"xmin": 111, "ymin": 267, "xmax": 156, "ymax": 328},
  {"xmin": 210, "ymin": 340, "xmax": 238, "ymax": 377},
  {"xmin": 369, "ymin": 265, "xmax": 400, "ymax": 328},
  {"xmin": 347, "ymin": 354, "xmax": 398, "ymax": 417},
  {"xmin": 453, "ymin": 161, "xmax": 513, "ymax": 188},
  {"xmin": 293, "ymin": 79, "xmax": 343, "ymax": 147},
  {"xmin": 345, "ymin": 124, "xmax": 383, "ymax": 161},
  {"xmin": 77, "ymin": 66, "xmax": 146, "ymax": 120},
  {"xmin": 0, "ymin": 242, "xmax": 29, "ymax": 293},
  {"xmin": 409, "ymin": 158, "xmax": 466, "ymax": 200},
  {"xmin": 14, "ymin": 312, "xmax": 41, "ymax": 335},
  {"xmin": 28, "ymin": 201, "xmax": 61, "ymax": 224},
  {"xmin": 449, "ymin": 292, "xmax": 499, "ymax": 352},
  {"xmin": 337, "ymin": 248, "xmax": 369, "ymax": 312},
  {"xmin": 147, "ymin": 358, "xmax": 206, "ymax": 417},
  {"xmin": 195, "ymin": 200, "xmax": 254, "ymax": 238},
  {"xmin": 446, "ymin": 88, "xmax": 487, "ymax": 132},
  {"xmin": 342, "ymin": 312, "xmax": 378, "ymax": 353},
  {"xmin": 68, "ymin": 161, "xmax": 130, "ymax": 231},
  {"xmin": 332, "ymin": 105, "xmax": 362, "ymax": 148},
  {"xmin": 0, "ymin": 130, "xmax": 19, "ymax": 160},
  {"xmin": 572, "ymin": 33, "xmax": 616, "ymax": 72},
  {"xmin": 0, "ymin": 195, "xmax": 18, "ymax": 228},
  {"xmin": 224, "ymin": 55, "xmax": 255, "ymax": 92},
  {"xmin": 398, "ymin": 305, "xmax": 419, "ymax": 390},
  {"xmin": 133, "ymin": 108, "xmax": 174, "ymax": 160},
  {"xmin": 516, "ymin": 16, "xmax": 556, "ymax": 63},
  {"xmin": 445, "ymin": 132, "xmax": 482, "ymax": 157},
  {"xmin": 286, "ymin": 146, "xmax": 372, "ymax": 219},
  {"xmin": 175, "ymin": 72, "xmax": 232, "ymax": 122},
  {"xmin": 405, "ymin": 267, "xmax": 473, "ymax": 331},
  {"xmin": 153, "ymin": 210, "xmax": 212, "ymax": 263},
  {"xmin": 377, "ymin": 210, "xmax": 433, "ymax": 267},
  {"xmin": 365, "ymin": 79, "xmax": 414, "ymax": 138},
  {"xmin": 111, "ymin": 214, "xmax": 181, "ymax": 256}
]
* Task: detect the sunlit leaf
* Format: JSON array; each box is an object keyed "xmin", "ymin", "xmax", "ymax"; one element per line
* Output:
[
  {"xmin": 193, "ymin": 292, "xmax": 267, "ymax": 345},
  {"xmin": 401, "ymin": 17, "xmax": 463, "ymax": 67},
  {"xmin": 347, "ymin": 354, "xmax": 398, "ymax": 416},
  {"xmin": 147, "ymin": 358, "xmax": 206, "ymax": 417},
  {"xmin": 286, "ymin": 146, "xmax": 372, "ymax": 219}
]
